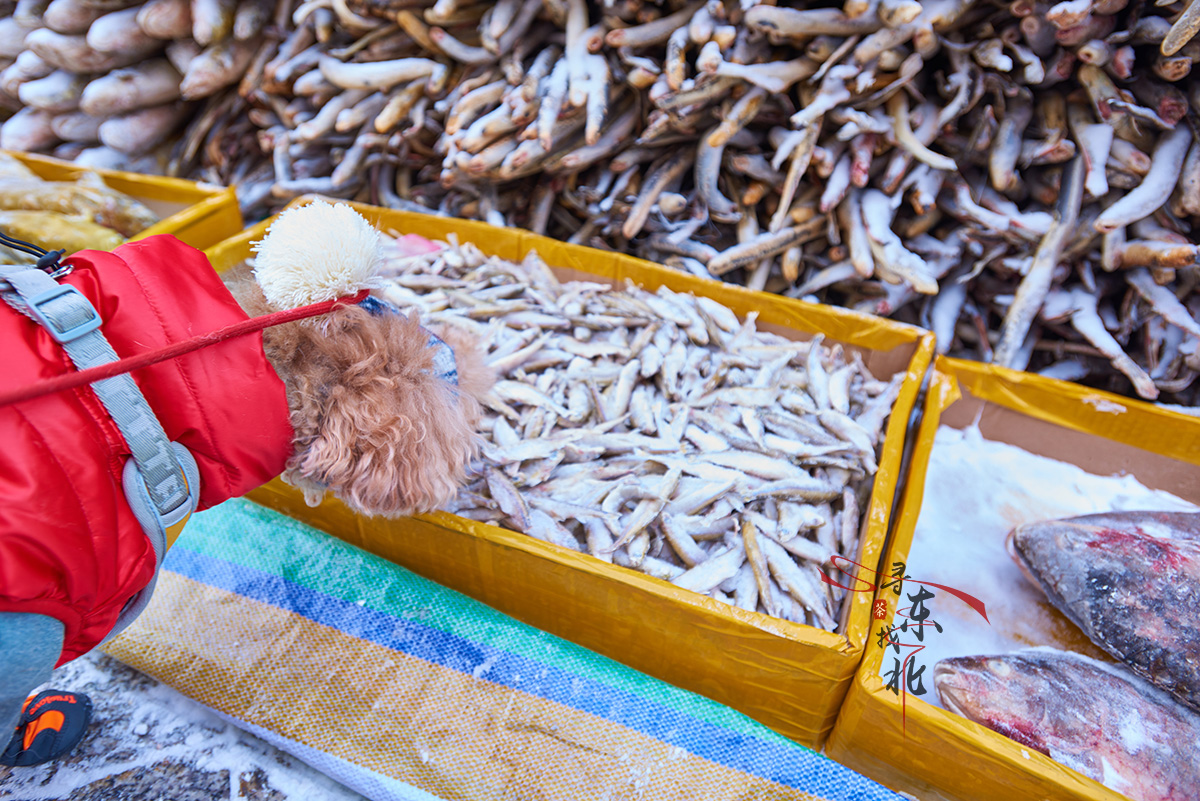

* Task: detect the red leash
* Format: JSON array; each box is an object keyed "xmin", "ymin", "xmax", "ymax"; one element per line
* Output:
[{"xmin": 0, "ymin": 289, "xmax": 370, "ymax": 409}]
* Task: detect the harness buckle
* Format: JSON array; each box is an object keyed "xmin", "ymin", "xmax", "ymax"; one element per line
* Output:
[{"xmin": 24, "ymin": 283, "xmax": 102, "ymax": 344}]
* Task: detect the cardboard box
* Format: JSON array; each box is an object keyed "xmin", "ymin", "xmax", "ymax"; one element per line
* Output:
[
  {"xmin": 5, "ymin": 150, "xmax": 242, "ymax": 251},
  {"xmin": 826, "ymin": 355, "xmax": 1200, "ymax": 799},
  {"xmin": 205, "ymin": 197, "xmax": 935, "ymax": 749}
]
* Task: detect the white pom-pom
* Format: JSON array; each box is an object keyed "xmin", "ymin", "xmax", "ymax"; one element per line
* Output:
[{"xmin": 251, "ymin": 199, "xmax": 383, "ymax": 309}]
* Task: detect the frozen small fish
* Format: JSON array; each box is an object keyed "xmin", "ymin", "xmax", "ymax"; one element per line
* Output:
[
  {"xmin": 935, "ymin": 649, "xmax": 1200, "ymax": 801},
  {"xmin": 1009, "ymin": 511, "xmax": 1200, "ymax": 711},
  {"xmin": 352, "ymin": 232, "xmax": 903, "ymax": 633}
]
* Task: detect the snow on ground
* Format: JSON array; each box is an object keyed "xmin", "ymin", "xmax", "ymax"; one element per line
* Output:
[{"xmin": 0, "ymin": 651, "xmax": 366, "ymax": 801}]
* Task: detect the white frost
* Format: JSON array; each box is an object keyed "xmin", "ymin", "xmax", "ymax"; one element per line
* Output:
[
  {"xmin": 1100, "ymin": 755, "xmax": 1133, "ymax": 793},
  {"xmin": 883, "ymin": 423, "xmax": 1198, "ymax": 706},
  {"xmin": 1081, "ymin": 395, "xmax": 1126, "ymax": 414},
  {"xmin": 1119, "ymin": 704, "xmax": 1148, "ymax": 754}
]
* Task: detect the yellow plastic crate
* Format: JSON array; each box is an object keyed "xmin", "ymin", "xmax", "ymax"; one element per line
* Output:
[
  {"xmin": 5, "ymin": 150, "xmax": 242, "ymax": 251},
  {"xmin": 827, "ymin": 355, "xmax": 1200, "ymax": 799},
  {"xmin": 205, "ymin": 197, "xmax": 935, "ymax": 750}
]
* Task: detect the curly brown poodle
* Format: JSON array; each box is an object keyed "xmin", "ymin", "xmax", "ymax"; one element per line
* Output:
[{"xmin": 223, "ymin": 264, "xmax": 494, "ymax": 519}]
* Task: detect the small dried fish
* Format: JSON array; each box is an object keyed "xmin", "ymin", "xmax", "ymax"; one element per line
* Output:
[{"xmin": 353, "ymin": 232, "xmax": 904, "ymax": 634}]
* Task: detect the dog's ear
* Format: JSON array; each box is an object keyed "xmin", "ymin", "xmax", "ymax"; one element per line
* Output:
[{"xmin": 281, "ymin": 306, "xmax": 488, "ymax": 518}]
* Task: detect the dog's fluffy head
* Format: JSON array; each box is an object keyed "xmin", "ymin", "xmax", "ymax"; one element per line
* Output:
[
  {"xmin": 258, "ymin": 298, "xmax": 493, "ymax": 518},
  {"xmin": 229, "ymin": 203, "xmax": 495, "ymax": 518}
]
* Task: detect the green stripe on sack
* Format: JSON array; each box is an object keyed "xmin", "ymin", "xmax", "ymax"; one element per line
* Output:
[{"xmin": 178, "ymin": 499, "xmax": 804, "ymax": 747}]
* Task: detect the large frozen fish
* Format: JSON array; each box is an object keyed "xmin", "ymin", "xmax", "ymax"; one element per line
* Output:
[
  {"xmin": 1008, "ymin": 511, "xmax": 1200, "ymax": 712},
  {"xmin": 935, "ymin": 649, "xmax": 1200, "ymax": 801}
]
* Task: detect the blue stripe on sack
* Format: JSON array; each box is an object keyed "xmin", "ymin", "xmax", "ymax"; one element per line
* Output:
[{"xmin": 165, "ymin": 546, "xmax": 897, "ymax": 800}]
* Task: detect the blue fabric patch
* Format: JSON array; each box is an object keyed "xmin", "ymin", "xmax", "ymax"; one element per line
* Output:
[
  {"xmin": 163, "ymin": 545, "xmax": 901, "ymax": 800},
  {"xmin": 423, "ymin": 329, "xmax": 458, "ymax": 388},
  {"xmin": 357, "ymin": 295, "xmax": 395, "ymax": 317},
  {"xmin": 358, "ymin": 295, "xmax": 458, "ymax": 389}
]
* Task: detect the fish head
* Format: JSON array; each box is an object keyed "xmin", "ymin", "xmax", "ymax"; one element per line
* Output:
[
  {"xmin": 934, "ymin": 655, "xmax": 1054, "ymax": 753},
  {"xmin": 1006, "ymin": 519, "xmax": 1112, "ymax": 631},
  {"xmin": 1011, "ymin": 514, "xmax": 1197, "ymax": 597},
  {"xmin": 1005, "ymin": 523, "xmax": 1046, "ymax": 591},
  {"xmin": 1009, "ymin": 513, "xmax": 1200, "ymax": 710},
  {"xmin": 1008, "ymin": 517, "xmax": 1160, "ymax": 637}
]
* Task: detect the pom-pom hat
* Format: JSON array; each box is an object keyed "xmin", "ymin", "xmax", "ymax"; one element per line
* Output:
[{"xmin": 251, "ymin": 200, "xmax": 384, "ymax": 310}]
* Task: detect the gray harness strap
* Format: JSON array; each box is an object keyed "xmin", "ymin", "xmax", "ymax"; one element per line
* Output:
[{"xmin": 0, "ymin": 264, "xmax": 191, "ymax": 519}]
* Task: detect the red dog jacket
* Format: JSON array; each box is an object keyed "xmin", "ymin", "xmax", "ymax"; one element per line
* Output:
[{"xmin": 0, "ymin": 236, "xmax": 294, "ymax": 665}]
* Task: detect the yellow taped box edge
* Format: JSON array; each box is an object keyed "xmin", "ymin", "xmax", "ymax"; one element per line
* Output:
[{"xmin": 4, "ymin": 150, "xmax": 243, "ymax": 252}]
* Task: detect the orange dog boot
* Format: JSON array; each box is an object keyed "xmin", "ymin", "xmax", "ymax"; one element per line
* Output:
[{"xmin": 0, "ymin": 690, "xmax": 92, "ymax": 766}]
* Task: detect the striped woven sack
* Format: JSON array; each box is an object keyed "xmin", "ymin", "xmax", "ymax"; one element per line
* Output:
[{"xmin": 104, "ymin": 499, "xmax": 905, "ymax": 801}]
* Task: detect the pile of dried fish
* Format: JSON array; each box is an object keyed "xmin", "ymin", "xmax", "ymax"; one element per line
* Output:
[
  {"xmin": 5, "ymin": 0, "xmax": 1200, "ymax": 405},
  {"xmin": 362, "ymin": 230, "xmax": 905, "ymax": 632},
  {"xmin": 0, "ymin": 0, "xmax": 269, "ymax": 170}
]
